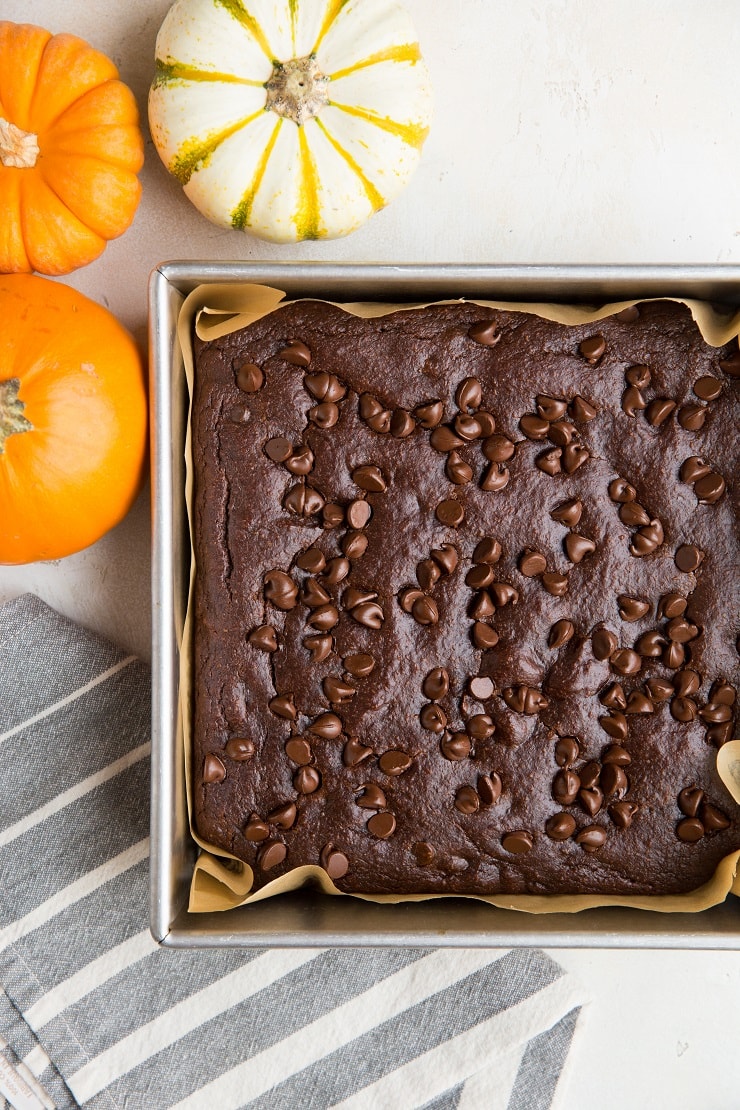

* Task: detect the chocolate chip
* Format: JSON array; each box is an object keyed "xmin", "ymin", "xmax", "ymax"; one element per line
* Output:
[
  {"xmin": 420, "ymin": 703, "xmax": 448, "ymax": 733},
  {"xmin": 236, "ymin": 362, "xmax": 264, "ymax": 392},
  {"xmin": 323, "ymin": 675, "xmax": 357, "ymax": 703},
  {"xmin": 617, "ymin": 306, "xmax": 641, "ymax": 323},
  {"xmin": 570, "ymin": 395, "xmax": 598, "ymax": 422},
  {"xmin": 602, "ymin": 743, "xmax": 631, "ymax": 766},
  {"xmin": 473, "ymin": 537, "xmax": 502, "ymax": 564},
  {"xmin": 343, "ymin": 737, "xmax": 373, "ymax": 766},
  {"xmin": 537, "ymin": 449, "xmax": 563, "ymax": 476},
  {"xmin": 670, "ymin": 696, "xmax": 697, "ymax": 722},
  {"xmin": 519, "ymin": 549, "xmax": 547, "ymax": 576},
  {"xmin": 663, "ymin": 641, "xmax": 686, "ymax": 669},
  {"xmin": 446, "ymin": 451, "xmax": 474, "ymax": 485},
  {"xmin": 609, "ymin": 801, "xmax": 638, "ymax": 829},
  {"xmin": 678, "ymin": 403, "xmax": 707, "ymax": 431},
  {"xmin": 259, "ymin": 840, "xmax": 288, "ymax": 870},
  {"xmin": 673, "ymin": 668, "xmax": 700, "ymax": 696},
  {"xmin": 600, "ymin": 684, "xmax": 627, "ymax": 710},
  {"xmin": 579, "ymin": 761, "xmax": 601, "ymax": 789},
  {"xmin": 693, "ymin": 375, "xmax": 722, "ymax": 401},
  {"xmin": 694, "ymin": 472, "xmax": 726, "ymax": 504},
  {"xmin": 309, "ymin": 712, "xmax": 343, "ymax": 738},
  {"xmin": 365, "ymin": 408, "xmax": 392, "ymax": 433},
  {"xmin": 622, "ymin": 385, "xmax": 646, "ymax": 417},
  {"xmin": 565, "ymin": 533, "xmax": 596, "ymax": 563},
  {"xmin": 503, "ymin": 685, "xmax": 548, "ymax": 714},
  {"xmin": 548, "ymin": 619, "xmax": 575, "ymax": 649},
  {"xmin": 227, "ymin": 403, "xmax": 250, "ymax": 423},
  {"xmin": 519, "ymin": 413, "xmax": 550, "ymax": 439},
  {"xmin": 268, "ymin": 802, "xmax": 297, "ymax": 829},
  {"xmin": 303, "ymin": 634, "xmax": 333, "ymax": 662},
  {"xmin": 351, "ymin": 601, "xmax": 384, "ymax": 629},
  {"xmin": 483, "ymin": 434, "xmax": 515, "ymax": 462},
  {"xmin": 203, "ymin": 753, "xmax": 226, "ymax": 783},
  {"xmin": 699, "ymin": 702, "xmax": 733, "ymax": 724},
  {"xmin": 283, "ymin": 483, "xmax": 325, "ymax": 517},
  {"xmin": 468, "ymin": 320, "xmax": 501, "ymax": 345},
  {"xmin": 352, "ymin": 464, "xmax": 387, "ymax": 493},
  {"xmin": 320, "ymin": 845, "xmax": 349, "ymax": 879},
  {"xmin": 304, "ymin": 370, "xmax": 332, "ymax": 399},
  {"xmin": 414, "ymin": 400, "xmax": 445, "ymax": 428},
  {"xmin": 707, "ymin": 722, "xmax": 734, "ymax": 747},
  {"xmin": 249, "ymin": 625, "xmax": 278, "ymax": 652},
  {"xmin": 431, "ymin": 543, "xmax": 460, "ymax": 575},
  {"xmin": 470, "ymin": 587, "xmax": 494, "ymax": 618},
  {"xmin": 278, "ymin": 340, "xmax": 311, "ymax": 366},
  {"xmin": 454, "ymin": 414, "xmax": 483, "ymax": 441},
  {"xmin": 390, "ymin": 409, "xmax": 416, "ymax": 437},
  {"xmin": 269, "ymin": 694, "xmax": 296, "ymax": 720},
  {"xmin": 469, "ymin": 675, "xmax": 495, "ymax": 700},
  {"xmin": 323, "ymin": 556, "xmax": 351, "ymax": 584},
  {"xmin": 680, "ymin": 455, "xmax": 712, "ymax": 484},
  {"xmin": 264, "ymin": 569, "xmax": 298, "ymax": 610},
  {"xmin": 610, "ymin": 649, "xmax": 641, "ymax": 676},
  {"xmin": 635, "ymin": 630, "xmax": 667, "ymax": 657},
  {"xmin": 343, "ymin": 587, "xmax": 378, "ymax": 612},
  {"xmin": 608, "ymin": 478, "xmax": 636, "ymax": 503},
  {"xmin": 599, "ymin": 712, "xmax": 628, "ymax": 740},
  {"xmin": 265, "ymin": 436, "xmax": 292, "ymax": 462},
  {"xmin": 467, "ymin": 714, "xmax": 495, "ymax": 739},
  {"xmin": 701, "ymin": 804, "xmax": 730, "ymax": 832},
  {"xmin": 645, "ymin": 398, "xmax": 676, "ymax": 426},
  {"xmin": 490, "ymin": 582, "xmax": 520, "ymax": 606},
  {"xmin": 600, "ymin": 763, "xmax": 628, "ymax": 797},
  {"xmin": 666, "ymin": 617, "xmax": 700, "ymax": 644},
  {"xmin": 625, "ymin": 363, "xmax": 650, "ymax": 387},
  {"xmin": 286, "ymin": 445, "xmax": 315, "ymax": 476},
  {"xmin": 342, "ymin": 532, "xmax": 369, "ymax": 561},
  {"xmin": 225, "ymin": 737, "xmax": 255, "ymax": 761},
  {"xmin": 346, "ymin": 499, "xmax": 372, "ymax": 529},
  {"xmin": 536, "ymin": 394, "xmax": 568, "ymax": 421},
  {"xmin": 359, "ymin": 394, "xmax": 383, "ymax": 419},
  {"xmin": 625, "ymin": 691, "xmax": 654, "ymax": 714},
  {"xmin": 481, "ymin": 462, "xmax": 510, "ymax": 491},
  {"xmin": 379, "ymin": 750, "xmax": 413, "ymax": 775},
  {"xmin": 657, "ymin": 593, "xmax": 686, "ymax": 620},
  {"xmin": 423, "ymin": 667, "xmax": 450, "ymax": 700},
  {"xmin": 430, "ymin": 425, "xmax": 464, "ymax": 452},
  {"xmin": 678, "ymin": 786, "xmax": 704, "ymax": 817},
  {"xmin": 542, "ymin": 572, "xmax": 569, "ymax": 597},
  {"xmin": 545, "ymin": 813, "xmax": 576, "ymax": 840},
  {"xmin": 322, "ymin": 503, "xmax": 345, "ymax": 529},
  {"xmin": 412, "ymin": 596, "xmax": 439, "ymax": 625},
  {"xmin": 244, "ymin": 816, "xmax": 270, "ymax": 842},
  {"xmin": 502, "ymin": 830, "xmax": 533, "ymax": 853},
  {"xmin": 547, "ymin": 420, "xmax": 576, "ymax": 447},
  {"xmin": 466, "ymin": 564, "xmax": 495, "ymax": 590},
  {"xmin": 676, "ymin": 817, "xmax": 704, "ymax": 842},
  {"xmin": 675, "ymin": 544, "xmax": 703, "ymax": 572},
  {"xmin": 554, "ymin": 736, "xmax": 580, "ymax": 767},
  {"xmin": 436, "ymin": 499, "xmax": 464, "ymax": 526},
  {"xmin": 294, "ymin": 766, "xmax": 321, "ymax": 794},
  {"xmin": 562, "ymin": 444, "xmax": 590, "ymax": 474},
  {"xmin": 344, "ymin": 653, "xmax": 375, "ymax": 677},
  {"xmin": 710, "ymin": 681, "xmax": 736, "ymax": 706},
  {"xmin": 645, "ymin": 676, "xmax": 675, "ymax": 701},
  {"xmin": 619, "ymin": 501, "xmax": 650, "ymax": 527},
  {"xmin": 307, "ymin": 604, "xmax": 340, "ymax": 631},
  {"xmin": 367, "ymin": 811, "xmax": 396, "ymax": 838},
  {"xmin": 309, "ymin": 402, "xmax": 340, "ymax": 429},
  {"xmin": 455, "ymin": 786, "xmax": 480, "ymax": 814},
  {"xmin": 719, "ymin": 349, "xmax": 740, "ymax": 377},
  {"xmin": 575, "ymin": 826, "xmax": 607, "ymax": 851},
  {"xmin": 478, "ymin": 773, "xmax": 502, "ymax": 805},
  {"xmin": 472, "ymin": 622, "xmax": 500, "ymax": 649},
  {"xmin": 579, "ymin": 335, "xmax": 605, "ymax": 362},
  {"xmin": 440, "ymin": 732, "xmax": 472, "ymax": 760},
  {"xmin": 592, "ymin": 626, "xmax": 618, "ymax": 660},
  {"xmin": 399, "ymin": 587, "xmax": 424, "ymax": 613},
  {"xmin": 285, "ymin": 738, "xmax": 313, "ymax": 765},
  {"xmin": 617, "ymin": 596, "xmax": 650, "ymax": 622},
  {"xmin": 412, "ymin": 842, "xmax": 436, "ymax": 866},
  {"xmin": 301, "ymin": 578, "xmax": 331, "ymax": 608},
  {"xmin": 476, "ymin": 411, "xmax": 497, "ymax": 436},
  {"xmin": 357, "ymin": 784, "xmax": 386, "ymax": 810}
]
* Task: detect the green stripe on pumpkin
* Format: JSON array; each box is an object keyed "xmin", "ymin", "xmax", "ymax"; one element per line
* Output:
[
  {"xmin": 214, "ymin": 0, "xmax": 275, "ymax": 61},
  {"xmin": 230, "ymin": 117, "xmax": 282, "ymax": 229},
  {"xmin": 153, "ymin": 58, "xmax": 264, "ymax": 87},
  {"xmin": 311, "ymin": 0, "xmax": 351, "ymax": 54},
  {"xmin": 170, "ymin": 108, "xmax": 265, "ymax": 185},
  {"xmin": 314, "ymin": 117, "xmax": 385, "ymax": 212},
  {"xmin": 328, "ymin": 100, "xmax": 429, "ymax": 149},
  {"xmin": 328, "ymin": 43, "xmax": 422, "ymax": 82},
  {"xmin": 294, "ymin": 126, "xmax": 321, "ymax": 239}
]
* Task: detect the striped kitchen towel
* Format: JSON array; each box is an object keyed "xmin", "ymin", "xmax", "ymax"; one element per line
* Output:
[{"xmin": 0, "ymin": 595, "xmax": 586, "ymax": 1110}]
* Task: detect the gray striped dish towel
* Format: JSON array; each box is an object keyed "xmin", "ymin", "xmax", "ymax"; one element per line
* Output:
[{"xmin": 0, "ymin": 594, "xmax": 586, "ymax": 1110}]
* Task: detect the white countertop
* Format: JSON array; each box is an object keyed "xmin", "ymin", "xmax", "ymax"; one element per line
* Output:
[{"xmin": 2, "ymin": 1, "xmax": 739, "ymax": 1106}]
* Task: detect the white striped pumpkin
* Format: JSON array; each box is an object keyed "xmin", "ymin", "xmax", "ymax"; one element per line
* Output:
[{"xmin": 148, "ymin": 0, "xmax": 432, "ymax": 242}]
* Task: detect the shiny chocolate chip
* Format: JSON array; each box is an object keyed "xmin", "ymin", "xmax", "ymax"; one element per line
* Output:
[
  {"xmin": 674, "ymin": 669, "xmax": 701, "ymax": 696},
  {"xmin": 346, "ymin": 499, "xmax": 372, "ymax": 529},
  {"xmin": 663, "ymin": 641, "xmax": 686, "ymax": 669},
  {"xmin": 548, "ymin": 420, "xmax": 576, "ymax": 447},
  {"xmin": 265, "ymin": 436, "xmax": 292, "ymax": 462},
  {"xmin": 236, "ymin": 362, "xmax": 264, "ymax": 392},
  {"xmin": 608, "ymin": 478, "xmax": 637, "ymax": 504},
  {"xmin": 379, "ymin": 750, "xmax": 413, "ymax": 776},
  {"xmin": 420, "ymin": 703, "xmax": 448, "ymax": 733},
  {"xmin": 719, "ymin": 350, "xmax": 740, "ymax": 377},
  {"xmin": 609, "ymin": 801, "xmax": 638, "ymax": 829},
  {"xmin": 675, "ymin": 544, "xmax": 703, "ymax": 573},
  {"xmin": 323, "ymin": 557, "xmax": 350, "ymax": 585},
  {"xmin": 344, "ymin": 653, "xmax": 375, "ymax": 678},
  {"xmin": 565, "ymin": 533, "xmax": 596, "ymax": 563},
  {"xmin": 666, "ymin": 617, "xmax": 700, "ymax": 644},
  {"xmin": 678, "ymin": 403, "xmax": 707, "ymax": 431},
  {"xmin": 542, "ymin": 572, "xmax": 569, "ymax": 597},
  {"xmin": 390, "ymin": 409, "xmax": 416, "ymax": 437},
  {"xmin": 617, "ymin": 596, "xmax": 650, "ymax": 622},
  {"xmin": 602, "ymin": 744, "xmax": 631, "ymax": 766},
  {"xmin": 423, "ymin": 667, "xmax": 450, "ymax": 700},
  {"xmin": 412, "ymin": 841, "xmax": 436, "ymax": 866},
  {"xmin": 441, "ymin": 732, "xmax": 472, "ymax": 760},
  {"xmin": 351, "ymin": 601, "xmax": 384, "ymax": 629},
  {"xmin": 575, "ymin": 826, "xmax": 607, "ymax": 851},
  {"xmin": 412, "ymin": 596, "xmax": 439, "ymax": 626},
  {"xmin": 268, "ymin": 802, "xmax": 297, "ymax": 830},
  {"xmin": 365, "ymin": 409, "xmax": 392, "ymax": 434},
  {"xmin": 678, "ymin": 786, "xmax": 704, "ymax": 818},
  {"xmin": 430, "ymin": 425, "xmax": 464, "ymax": 452},
  {"xmin": 694, "ymin": 472, "xmax": 726, "ymax": 504},
  {"xmin": 203, "ymin": 753, "xmax": 226, "ymax": 784},
  {"xmin": 619, "ymin": 501, "xmax": 650, "ymax": 528},
  {"xmin": 502, "ymin": 830, "xmax": 533, "ymax": 854},
  {"xmin": 446, "ymin": 451, "xmax": 474, "ymax": 485},
  {"xmin": 680, "ymin": 455, "xmax": 712, "ymax": 484},
  {"xmin": 473, "ymin": 537, "xmax": 503, "ymax": 564},
  {"xmin": 356, "ymin": 783, "xmax": 387, "ymax": 809},
  {"xmin": 367, "ymin": 811, "xmax": 396, "ymax": 838},
  {"xmin": 467, "ymin": 714, "xmax": 495, "ymax": 739},
  {"xmin": 545, "ymin": 813, "xmax": 576, "ymax": 840},
  {"xmin": 701, "ymin": 804, "xmax": 731, "ymax": 833},
  {"xmin": 301, "ymin": 578, "xmax": 331, "ymax": 608},
  {"xmin": 342, "ymin": 531, "xmax": 369, "ymax": 560},
  {"xmin": 626, "ymin": 363, "xmax": 650, "ymax": 387},
  {"xmin": 269, "ymin": 694, "xmax": 296, "ymax": 720},
  {"xmin": 536, "ymin": 394, "xmax": 568, "ymax": 421},
  {"xmin": 303, "ymin": 634, "xmax": 333, "ymax": 662},
  {"xmin": 676, "ymin": 817, "xmax": 704, "ymax": 842},
  {"xmin": 399, "ymin": 587, "xmax": 425, "ymax": 613},
  {"xmin": 536, "ymin": 451, "xmax": 562, "ymax": 479},
  {"xmin": 343, "ymin": 737, "xmax": 373, "ymax": 766},
  {"xmin": 466, "ymin": 564, "xmax": 495, "ymax": 590},
  {"xmin": 503, "ymin": 685, "xmax": 549, "ymax": 714},
  {"xmin": 645, "ymin": 398, "xmax": 676, "ymax": 426},
  {"xmin": 621, "ymin": 385, "xmax": 646, "ymax": 417},
  {"xmin": 249, "ymin": 625, "xmax": 278, "ymax": 652},
  {"xmin": 455, "ymin": 785, "xmax": 480, "ymax": 814},
  {"xmin": 600, "ymin": 763, "xmax": 628, "ymax": 797},
  {"xmin": 519, "ymin": 413, "xmax": 550, "ymax": 439},
  {"xmin": 562, "ymin": 444, "xmax": 590, "ymax": 474},
  {"xmin": 670, "ymin": 696, "xmax": 697, "ymax": 722},
  {"xmin": 592, "ymin": 627, "xmax": 618, "ymax": 661},
  {"xmin": 258, "ymin": 840, "xmax": 288, "ymax": 871},
  {"xmin": 579, "ymin": 761, "xmax": 601, "ymax": 789},
  {"xmin": 323, "ymin": 675, "xmax": 357, "ymax": 704},
  {"xmin": 472, "ymin": 622, "xmax": 500, "ymax": 649},
  {"xmin": 359, "ymin": 393, "xmax": 383, "ymax": 419},
  {"xmin": 469, "ymin": 591, "xmax": 495, "ymax": 619},
  {"xmin": 431, "ymin": 543, "xmax": 460, "ymax": 575},
  {"xmin": 468, "ymin": 320, "xmax": 501, "ymax": 346},
  {"xmin": 710, "ymin": 681, "xmax": 736, "ymax": 705},
  {"xmin": 645, "ymin": 676, "xmax": 675, "ymax": 701},
  {"xmin": 309, "ymin": 402, "xmax": 340, "ymax": 429},
  {"xmin": 579, "ymin": 335, "xmax": 605, "ymax": 362},
  {"xmin": 481, "ymin": 462, "xmax": 510, "ymax": 491},
  {"xmin": 550, "ymin": 498, "xmax": 583, "ymax": 528},
  {"xmin": 309, "ymin": 712, "xmax": 343, "ymax": 739},
  {"xmin": 635, "ymin": 630, "xmax": 667, "ymax": 657},
  {"xmin": 625, "ymin": 691, "xmax": 654, "ymax": 714},
  {"xmin": 478, "ymin": 773, "xmax": 502, "ymax": 805},
  {"xmin": 322, "ymin": 503, "xmax": 345, "ymax": 529},
  {"xmin": 278, "ymin": 340, "xmax": 311, "ymax": 366},
  {"xmin": 554, "ymin": 736, "xmax": 580, "ymax": 767},
  {"xmin": 490, "ymin": 581, "xmax": 520, "ymax": 606},
  {"xmin": 694, "ymin": 375, "xmax": 722, "ymax": 400},
  {"xmin": 294, "ymin": 766, "xmax": 321, "ymax": 794},
  {"xmin": 307, "ymin": 604, "xmax": 340, "ymax": 631},
  {"xmin": 599, "ymin": 712, "xmax": 628, "ymax": 740},
  {"xmin": 320, "ymin": 844, "xmax": 349, "ymax": 879},
  {"xmin": 658, "ymin": 593, "xmax": 687, "ymax": 619},
  {"xmin": 264, "ymin": 570, "xmax": 298, "ymax": 610},
  {"xmin": 414, "ymin": 400, "xmax": 445, "ymax": 428},
  {"xmin": 519, "ymin": 550, "xmax": 547, "ymax": 577},
  {"xmin": 610, "ymin": 649, "xmax": 641, "ymax": 676},
  {"xmin": 570, "ymin": 395, "xmax": 598, "ymax": 422},
  {"xmin": 548, "ymin": 619, "xmax": 575, "ymax": 649},
  {"xmin": 244, "ymin": 816, "xmax": 270, "ymax": 842},
  {"xmin": 353, "ymin": 465, "xmax": 387, "ymax": 493},
  {"xmin": 285, "ymin": 738, "xmax": 312, "ymax": 765},
  {"xmin": 283, "ymin": 483, "xmax": 325, "ymax": 517},
  {"xmin": 600, "ymin": 683, "xmax": 627, "ymax": 710},
  {"xmin": 699, "ymin": 703, "xmax": 733, "ymax": 724},
  {"xmin": 476, "ymin": 411, "xmax": 497, "ymax": 436},
  {"xmin": 286, "ymin": 445, "xmax": 315, "ymax": 476},
  {"xmin": 617, "ymin": 306, "xmax": 641, "ymax": 323},
  {"xmin": 436, "ymin": 499, "xmax": 465, "ymax": 526},
  {"xmin": 343, "ymin": 587, "xmax": 378, "ymax": 612},
  {"xmin": 225, "ymin": 737, "xmax": 255, "ymax": 762},
  {"xmin": 483, "ymin": 434, "xmax": 515, "ymax": 462},
  {"xmin": 454, "ymin": 413, "xmax": 483, "ymax": 441}
]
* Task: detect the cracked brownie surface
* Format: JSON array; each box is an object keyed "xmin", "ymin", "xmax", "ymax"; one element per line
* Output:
[{"xmin": 191, "ymin": 299, "xmax": 739, "ymax": 894}]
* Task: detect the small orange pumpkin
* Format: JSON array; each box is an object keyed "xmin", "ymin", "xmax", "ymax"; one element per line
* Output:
[
  {"xmin": 0, "ymin": 273, "xmax": 147, "ymax": 563},
  {"xmin": 0, "ymin": 21, "xmax": 144, "ymax": 275}
]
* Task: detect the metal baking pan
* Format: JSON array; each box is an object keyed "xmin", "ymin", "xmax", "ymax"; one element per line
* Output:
[{"xmin": 149, "ymin": 262, "xmax": 740, "ymax": 948}]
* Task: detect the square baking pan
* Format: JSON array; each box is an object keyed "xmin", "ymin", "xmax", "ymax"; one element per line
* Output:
[{"xmin": 149, "ymin": 262, "xmax": 740, "ymax": 948}]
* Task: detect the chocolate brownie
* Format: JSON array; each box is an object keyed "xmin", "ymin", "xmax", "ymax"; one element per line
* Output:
[{"xmin": 191, "ymin": 298, "xmax": 739, "ymax": 895}]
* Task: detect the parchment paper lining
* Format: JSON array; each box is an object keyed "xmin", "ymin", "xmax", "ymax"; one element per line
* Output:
[{"xmin": 176, "ymin": 284, "xmax": 740, "ymax": 913}]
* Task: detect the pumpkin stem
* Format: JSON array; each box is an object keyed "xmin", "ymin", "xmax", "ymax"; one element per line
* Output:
[
  {"xmin": 265, "ymin": 55, "xmax": 330, "ymax": 126},
  {"xmin": 0, "ymin": 117, "xmax": 39, "ymax": 169},
  {"xmin": 0, "ymin": 379, "xmax": 33, "ymax": 454}
]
